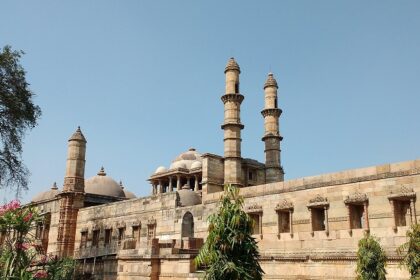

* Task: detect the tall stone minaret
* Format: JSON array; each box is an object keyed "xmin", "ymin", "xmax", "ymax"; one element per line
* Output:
[
  {"xmin": 221, "ymin": 58, "xmax": 244, "ymax": 186},
  {"xmin": 57, "ymin": 126, "xmax": 87, "ymax": 257},
  {"xmin": 262, "ymin": 73, "xmax": 284, "ymax": 183}
]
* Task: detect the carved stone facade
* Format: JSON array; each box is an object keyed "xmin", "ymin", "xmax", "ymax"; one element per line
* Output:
[{"xmin": 27, "ymin": 59, "xmax": 419, "ymax": 279}]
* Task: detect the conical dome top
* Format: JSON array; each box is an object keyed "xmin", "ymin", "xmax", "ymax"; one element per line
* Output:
[
  {"xmin": 68, "ymin": 126, "xmax": 87, "ymax": 142},
  {"xmin": 264, "ymin": 72, "xmax": 278, "ymax": 89},
  {"xmin": 224, "ymin": 57, "xmax": 241, "ymax": 73},
  {"xmin": 97, "ymin": 166, "xmax": 106, "ymax": 176}
]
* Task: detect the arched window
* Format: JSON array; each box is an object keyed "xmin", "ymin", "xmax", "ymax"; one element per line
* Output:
[{"xmin": 181, "ymin": 212, "xmax": 194, "ymax": 238}]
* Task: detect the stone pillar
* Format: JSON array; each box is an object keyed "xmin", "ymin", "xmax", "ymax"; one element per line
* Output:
[
  {"xmin": 222, "ymin": 58, "xmax": 244, "ymax": 187},
  {"xmin": 363, "ymin": 203, "xmax": 370, "ymax": 231},
  {"xmin": 168, "ymin": 177, "xmax": 173, "ymax": 192},
  {"xmin": 194, "ymin": 175, "xmax": 199, "ymax": 191},
  {"xmin": 261, "ymin": 73, "xmax": 284, "ymax": 183},
  {"xmin": 309, "ymin": 209, "xmax": 314, "ymax": 237},
  {"xmin": 176, "ymin": 175, "xmax": 181, "ymax": 190},
  {"xmin": 389, "ymin": 199, "xmax": 397, "ymax": 232},
  {"xmin": 410, "ymin": 199, "xmax": 417, "ymax": 225},
  {"xmin": 186, "ymin": 177, "xmax": 191, "ymax": 189},
  {"xmin": 151, "ymin": 183, "xmax": 156, "ymax": 195},
  {"xmin": 57, "ymin": 127, "xmax": 87, "ymax": 258},
  {"xmin": 289, "ymin": 210, "xmax": 294, "ymax": 237},
  {"xmin": 157, "ymin": 180, "xmax": 162, "ymax": 194},
  {"xmin": 324, "ymin": 206, "xmax": 329, "ymax": 236},
  {"xmin": 346, "ymin": 204, "xmax": 352, "ymax": 235}
]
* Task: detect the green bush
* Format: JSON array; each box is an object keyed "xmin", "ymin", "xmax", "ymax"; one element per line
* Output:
[
  {"xmin": 356, "ymin": 233, "xmax": 387, "ymax": 280},
  {"xmin": 195, "ymin": 185, "xmax": 264, "ymax": 280},
  {"xmin": 397, "ymin": 224, "xmax": 420, "ymax": 279}
]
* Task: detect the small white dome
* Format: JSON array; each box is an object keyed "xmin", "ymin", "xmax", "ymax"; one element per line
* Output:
[
  {"xmin": 190, "ymin": 161, "xmax": 202, "ymax": 169},
  {"xmin": 155, "ymin": 166, "xmax": 167, "ymax": 173},
  {"xmin": 169, "ymin": 148, "xmax": 202, "ymax": 170},
  {"xmin": 170, "ymin": 161, "xmax": 187, "ymax": 169}
]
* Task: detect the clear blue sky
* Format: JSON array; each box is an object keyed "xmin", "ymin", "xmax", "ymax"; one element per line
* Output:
[{"xmin": 1, "ymin": 1, "xmax": 419, "ymax": 203}]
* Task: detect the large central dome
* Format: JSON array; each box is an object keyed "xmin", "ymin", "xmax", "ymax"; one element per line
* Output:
[
  {"xmin": 169, "ymin": 148, "xmax": 202, "ymax": 170},
  {"xmin": 85, "ymin": 167, "xmax": 125, "ymax": 198}
]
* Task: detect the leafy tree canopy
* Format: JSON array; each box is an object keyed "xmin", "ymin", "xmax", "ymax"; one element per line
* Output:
[
  {"xmin": 397, "ymin": 224, "xmax": 420, "ymax": 279},
  {"xmin": 0, "ymin": 45, "xmax": 41, "ymax": 195},
  {"xmin": 356, "ymin": 233, "xmax": 387, "ymax": 280},
  {"xmin": 195, "ymin": 185, "xmax": 264, "ymax": 280}
]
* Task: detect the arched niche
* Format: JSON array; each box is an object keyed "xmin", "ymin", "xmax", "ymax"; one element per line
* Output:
[{"xmin": 181, "ymin": 212, "xmax": 194, "ymax": 238}]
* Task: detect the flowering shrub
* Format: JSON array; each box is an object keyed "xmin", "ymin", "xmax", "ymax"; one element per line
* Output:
[{"xmin": 0, "ymin": 200, "xmax": 75, "ymax": 279}]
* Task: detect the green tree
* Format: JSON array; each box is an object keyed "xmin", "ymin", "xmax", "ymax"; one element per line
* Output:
[
  {"xmin": 356, "ymin": 233, "xmax": 387, "ymax": 280},
  {"xmin": 0, "ymin": 45, "xmax": 41, "ymax": 195},
  {"xmin": 195, "ymin": 185, "xmax": 264, "ymax": 280},
  {"xmin": 397, "ymin": 224, "xmax": 420, "ymax": 279}
]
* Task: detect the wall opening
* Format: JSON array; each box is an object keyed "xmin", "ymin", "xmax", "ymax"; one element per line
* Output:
[
  {"xmin": 249, "ymin": 213, "xmax": 261, "ymax": 235},
  {"xmin": 278, "ymin": 211, "xmax": 290, "ymax": 233},
  {"xmin": 311, "ymin": 208, "xmax": 326, "ymax": 231},
  {"xmin": 92, "ymin": 229, "xmax": 100, "ymax": 247},
  {"xmin": 181, "ymin": 212, "xmax": 194, "ymax": 238},
  {"xmin": 104, "ymin": 229, "xmax": 112, "ymax": 246},
  {"xmin": 394, "ymin": 200, "xmax": 411, "ymax": 227},
  {"xmin": 349, "ymin": 204, "xmax": 365, "ymax": 229}
]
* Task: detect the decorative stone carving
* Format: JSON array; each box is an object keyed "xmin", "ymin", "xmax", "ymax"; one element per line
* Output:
[
  {"xmin": 388, "ymin": 185, "xmax": 416, "ymax": 200},
  {"xmin": 275, "ymin": 199, "xmax": 294, "ymax": 211},
  {"xmin": 116, "ymin": 221, "xmax": 126, "ymax": 229},
  {"xmin": 245, "ymin": 204, "xmax": 263, "ymax": 213},
  {"xmin": 80, "ymin": 227, "xmax": 88, "ymax": 233},
  {"xmin": 307, "ymin": 195, "xmax": 329, "ymax": 208},
  {"xmin": 132, "ymin": 220, "xmax": 141, "ymax": 227},
  {"xmin": 147, "ymin": 217, "xmax": 157, "ymax": 225},
  {"xmin": 344, "ymin": 192, "xmax": 368, "ymax": 204},
  {"xmin": 221, "ymin": 93, "xmax": 244, "ymax": 105}
]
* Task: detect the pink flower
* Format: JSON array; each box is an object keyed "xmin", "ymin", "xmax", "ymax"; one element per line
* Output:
[
  {"xmin": 33, "ymin": 270, "xmax": 48, "ymax": 279},
  {"xmin": 40, "ymin": 254, "xmax": 48, "ymax": 264},
  {"xmin": 7, "ymin": 200, "xmax": 21, "ymax": 210},
  {"xmin": 0, "ymin": 200, "xmax": 21, "ymax": 215},
  {"xmin": 23, "ymin": 212, "xmax": 33, "ymax": 222},
  {"xmin": 15, "ymin": 242, "xmax": 30, "ymax": 250}
]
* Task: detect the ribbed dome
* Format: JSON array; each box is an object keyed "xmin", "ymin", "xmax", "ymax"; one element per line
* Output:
[
  {"xmin": 264, "ymin": 72, "xmax": 278, "ymax": 89},
  {"xmin": 224, "ymin": 57, "xmax": 241, "ymax": 73},
  {"xmin": 169, "ymin": 148, "xmax": 202, "ymax": 170},
  {"xmin": 32, "ymin": 182, "xmax": 60, "ymax": 203},
  {"xmin": 85, "ymin": 167, "xmax": 125, "ymax": 198},
  {"xmin": 69, "ymin": 126, "xmax": 87, "ymax": 142},
  {"xmin": 176, "ymin": 185, "xmax": 202, "ymax": 207}
]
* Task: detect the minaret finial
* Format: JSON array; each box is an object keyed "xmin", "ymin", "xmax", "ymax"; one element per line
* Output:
[
  {"xmin": 119, "ymin": 180, "xmax": 124, "ymax": 189},
  {"xmin": 224, "ymin": 57, "xmax": 241, "ymax": 73},
  {"xmin": 69, "ymin": 126, "xmax": 87, "ymax": 142},
  {"xmin": 51, "ymin": 182, "xmax": 58, "ymax": 190},
  {"xmin": 264, "ymin": 72, "xmax": 278, "ymax": 89},
  {"xmin": 98, "ymin": 166, "xmax": 106, "ymax": 176}
]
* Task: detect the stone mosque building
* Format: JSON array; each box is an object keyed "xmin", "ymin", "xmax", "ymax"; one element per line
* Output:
[{"xmin": 25, "ymin": 58, "xmax": 419, "ymax": 279}]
